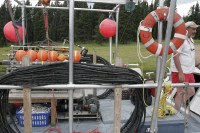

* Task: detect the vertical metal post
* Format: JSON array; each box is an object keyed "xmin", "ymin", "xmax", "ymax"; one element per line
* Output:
[
  {"xmin": 155, "ymin": 0, "xmax": 164, "ymax": 82},
  {"xmin": 109, "ymin": 37, "xmax": 112, "ymax": 64},
  {"xmin": 114, "ymin": 7, "xmax": 120, "ymax": 60},
  {"xmin": 69, "ymin": 0, "xmax": 75, "ymax": 133},
  {"xmin": 150, "ymin": 0, "xmax": 177, "ymax": 132},
  {"xmin": 154, "ymin": 0, "xmax": 164, "ymax": 128},
  {"xmin": 21, "ymin": 0, "xmax": 26, "ymax": 45}
]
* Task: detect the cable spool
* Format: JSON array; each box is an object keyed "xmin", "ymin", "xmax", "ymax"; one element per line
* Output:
[
  {"xmin": 15, "ymin": 50, "xmax": 27, "ymax": 61},
  {"xmin": 27, "ymin": 50, "xmax": 37, "ymax": 62},
  {"xmin": 37, "ymin": 50, "xmax": 48, "ymax": 61},
  {"xmin": 48, "ymin": 51, "xmax": 58, "ymax": 62}
]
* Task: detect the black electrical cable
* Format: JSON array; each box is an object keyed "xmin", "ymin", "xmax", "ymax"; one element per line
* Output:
[
  {"xmin": 74, "ymin": 54, "xmax": 114, "ymax": 99},
  {"xmin": 0, "ymin": 62, "xmax": 146, "ymax": 133}
]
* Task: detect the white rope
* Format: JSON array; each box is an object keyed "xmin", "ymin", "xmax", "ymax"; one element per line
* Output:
[{"xmin": 137, "ymin": 21, "xmax": 154, "ymax": 62}]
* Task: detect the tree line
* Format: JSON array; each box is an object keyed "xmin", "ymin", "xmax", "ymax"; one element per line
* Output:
[{"xmin": 0, "ymin": 0, "xmax": 199, "ymax": 46}]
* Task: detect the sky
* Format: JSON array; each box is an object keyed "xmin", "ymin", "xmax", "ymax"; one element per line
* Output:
[{"xmin": 0, "ymin": 0, "xmax": 199, "ymax": 16}]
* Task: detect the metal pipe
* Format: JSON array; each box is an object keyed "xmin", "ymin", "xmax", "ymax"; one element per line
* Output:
[
  {"xmin": 1, "ymin": 82, "xmax": 200, "ymax": 90},
  {"xmin": 112, "ymin": 4, "xmax": 120, "ymax": 12},
  {"xmin": 109, "ymin": 37, "xmax": 112, "ymax": 64},
  {"xmin": 69, "ymin": 0, "xmax": 75, "ymax": 132},
  {"xmin": 155, "ymin": 0, "xmax": 164, "ymax": 82},
  {"xmin": 23, "ymin": 6, "xmax": 115, "ymax": 13},
  {"xmin": 21, "ymin": 0, "xmax": 26, "ymax": 46},
  {"xmin": 154, "ymin": 0, "xmax": 164, "ymax": 131},
  {"xmin": 30, "ymin": 83, "xmax": 200, "ymax": 90},
  {"xmin": 114, "ymin": 6, "xmax": 120, "ymax": 59},
  {"xmin": 0, "ymin": 85, "xmax": 23, "ymax": 89},
  {"xmin": 150, "ymin": 0, "xmax": 177, "ymax": 132},
  {"xmin": 9, "ymin": 45, "xmax": 68, "ymax": 48}
]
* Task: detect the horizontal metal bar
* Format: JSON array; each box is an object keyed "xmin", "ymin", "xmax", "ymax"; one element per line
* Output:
[
  {"xmin": 0, "ymin": 83, "xmax": 200, "ymax": 90},
  {"xmin": 11, "ymin": 45, "xmax": 69, "ymax": 48},
  {"xmin": 122, "ymin": 83, "xmax": 200, "ymax": 88},
  {"xmin": 72, "ymin": 0, "xmax": 126, "ymax": 4},
  {"xmin": 23, "ymin": 5, "xmax": 116, "ymax": 13},
  {"xmin": 0, "ymin": 85, "xmax": 23, "ymax": 89},
  {"xmin": 32, "ymin": 84, "xmax": 115, "ymax": 89}
]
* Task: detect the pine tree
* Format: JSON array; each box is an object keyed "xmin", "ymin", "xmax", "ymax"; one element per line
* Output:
[{"xmin": 0, "ymin": 2, "xmax": 10, "ymax": 46}]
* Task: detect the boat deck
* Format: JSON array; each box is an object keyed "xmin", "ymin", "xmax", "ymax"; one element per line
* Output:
[{"xmin": 13, "ymin": 98, "xmax": 200, "ymax": 133}]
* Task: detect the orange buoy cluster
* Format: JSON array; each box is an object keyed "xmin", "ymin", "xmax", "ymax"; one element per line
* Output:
[{"xmin": 15, "ymin": 49, "xmax": 81, "ymax": 62}]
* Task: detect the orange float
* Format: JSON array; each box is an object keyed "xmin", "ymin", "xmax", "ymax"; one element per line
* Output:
[
  {"xmin": 48, "ymin": 51, "xmax": 58, "ymax": 62},
  {"xmin": 15, "ymin": 50, "xmax": 26, "ymax": 61},
  {"xmin": 57, "ymin": 54, "xmax": 67, "ymax": 61},
  {"xmin": 37, "ymin": 50, "xmax": 48, "ymax": 61},
  {"xmin": 40, "ymin": 0, "xmax": 51, "ymax": 6},
  {"xmin": 139, "ymin": 7, "xmax": 187, "ymax": 56},
  {"xmin": 27, "ymin": 50, "xmax": 37, "ymax": 62},
  {"xmin": 74, "ymin": 50, "xmax": 81, "ymax": 62}
]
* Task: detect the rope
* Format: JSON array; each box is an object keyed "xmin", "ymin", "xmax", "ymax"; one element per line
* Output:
[{"xmin": 157, "ymin": 81, "xmax": 175, "ymax": 118}]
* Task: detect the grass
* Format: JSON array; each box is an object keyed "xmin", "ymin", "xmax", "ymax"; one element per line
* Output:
[{"xmin": 1, "ymin": 40, "xmax": 200, "ymax": 79}]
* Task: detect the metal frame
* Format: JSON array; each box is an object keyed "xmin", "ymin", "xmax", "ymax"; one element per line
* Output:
[{"xmin": 5, "ymin": 0, "xmax": 198, "ymax": 133}]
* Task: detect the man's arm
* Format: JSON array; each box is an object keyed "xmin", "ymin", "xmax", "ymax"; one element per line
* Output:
[{"xmin": 173, "ymin": 51, "xmax": 185, "ymax": 82}]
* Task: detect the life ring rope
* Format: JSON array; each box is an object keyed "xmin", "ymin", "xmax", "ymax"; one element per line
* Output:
[
  {"xmin": 139, "ymin": 25, "xmax": 152, "ymax": 32},
  {"xmin": 156, "ymin": 43, "xmax": 163, "ymax": 56},
  {"xmin": 139, "ymin": 7, "xmax": 187, "ymax": 56}
]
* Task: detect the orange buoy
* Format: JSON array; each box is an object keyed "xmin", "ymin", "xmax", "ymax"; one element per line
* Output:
[
  {"xmin": 139, "ymin": 7, "xmax": 187, "ymax": 56},
  {"xmin": 57, "ymin": 54, "xmax": 67, "ymax": 61},
  {"xmin": 48, "ymin": 51, "xmax": 58, "ymax": 62},
  {"xmin": 27, "ymin": 50, "xmax": 37, "ymax": 62},
  {"xmin": 74, "ymin": 50, "xmax": 81, "ymax": 62},
  {"xmin": 40, "ymin": 0, "xmax": 51, "ymax": 6},
  {"xmin": 37, "ymin": 50, "xmax": 48, "ymax": 61},
  {"xmin": 15, "ymin": 50, "xmax": 26, "ymax": 61}
]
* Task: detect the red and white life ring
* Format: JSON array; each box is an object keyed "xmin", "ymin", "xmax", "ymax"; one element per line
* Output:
[{"xmin": 139, "ymin": 7, "xmax": 187, "ymax": 56}]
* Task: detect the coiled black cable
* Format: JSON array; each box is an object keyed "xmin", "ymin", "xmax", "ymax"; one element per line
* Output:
[
  {"xmin": 0, "ymin": 62, "xmax": 147, "ymax": 133},
  {"xmin": 80, "ymin": 54, "xmax": 114, "ymax": 99}
]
